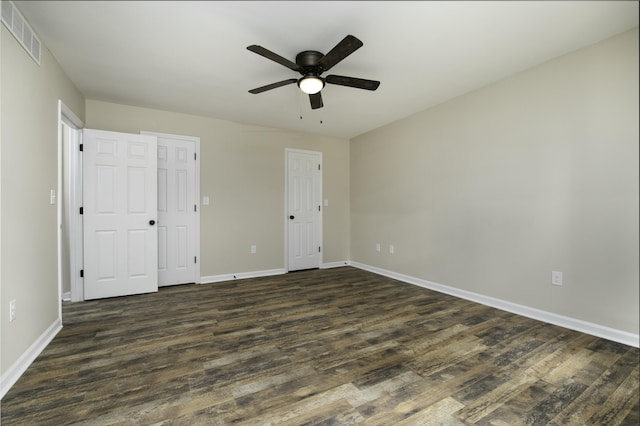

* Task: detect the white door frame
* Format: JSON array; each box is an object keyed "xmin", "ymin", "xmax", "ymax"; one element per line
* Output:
[
  {"xmin": 141, "ymin": 131, "xmax": 201, "ymax": 284},
  {"xmin": 57, "ymin": 100, "xmax": 84, "ymax": 309},
  {"xmin": 284, "ymin": 148, "xmax": 323, "ymax": 271}
]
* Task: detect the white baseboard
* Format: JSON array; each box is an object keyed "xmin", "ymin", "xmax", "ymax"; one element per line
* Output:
[
  {"xmin": 321, "ymin": 260, "xmax": 351, "ymax": 269},
  {"xmin": 200, "ymin": 268, "xmax": 287, "ymax": 284},
  {"xmin": 62, "ymin": 291, "xmax": 71, "ymax": 301},
  {"xmin": 1, "ymin": 318, "xmax": 63, "ymax": 399},
  {"xmin": 200, "ymin": 262, "xmax": 351, "ymax": 283},
  {"xmin": 351, "ymin": 261, "xmax": 639, "ymax": 348}
]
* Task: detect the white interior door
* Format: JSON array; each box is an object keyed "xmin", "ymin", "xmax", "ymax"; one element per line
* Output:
[
  {"xmin": 287, "ymin": 149, "xmax": 322, "ymax": 271},
  {"xmin": 154, "ymin": 133, "xmax": 198, "ymax": 286},
  {"xmin": 82, "ymin": 129, "xmax": 158, "ymax": 300}
]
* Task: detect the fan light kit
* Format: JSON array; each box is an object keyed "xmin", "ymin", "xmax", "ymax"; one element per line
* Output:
[
  {"xmin": 247, "ymin": 35, "xmax": 380, "ymax": 109},
  {"xmin": 298, "ymin": 76, "xmax": 324, "ymax": 95}
]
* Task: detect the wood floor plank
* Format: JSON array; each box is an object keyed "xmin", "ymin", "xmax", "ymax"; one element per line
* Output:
[
  {"xmin": 586, "ymin": 366, "xmax": 640, "ymax": 426},
  {"xmin": 394, "ymin": 396, "xmax": 466, "ymax": 426},
  {"xmin": 1, "ymin": 267, "xmax": 638, "ymax": 425}
]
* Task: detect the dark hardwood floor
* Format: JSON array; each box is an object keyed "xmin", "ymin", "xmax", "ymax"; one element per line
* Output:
[{"xmin": 1, "ymin": 267, "xmax": 638, "ymax": 425}]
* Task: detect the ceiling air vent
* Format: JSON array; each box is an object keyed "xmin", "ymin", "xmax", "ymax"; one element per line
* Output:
[{"xmin": 2, "ymin": 0, "xmax": 41, "ymax": 65}]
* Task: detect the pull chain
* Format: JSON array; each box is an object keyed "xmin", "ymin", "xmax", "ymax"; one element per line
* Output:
[
  {"xmin": 298, "ymin": 91, "xmax": 324, "ymax": 124},
  {"xmin": 299, "ymin": 90, "xmax": 303, "ymax": 120}
]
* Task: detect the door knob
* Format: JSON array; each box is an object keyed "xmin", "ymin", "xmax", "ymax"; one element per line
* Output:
[
  {"xmin": 149, "ymin": 220, "xmax": 156, "ymax": 226},
  {"xmin": 289, "ymin": 215, "xmax": 295, "ymax": 220}
]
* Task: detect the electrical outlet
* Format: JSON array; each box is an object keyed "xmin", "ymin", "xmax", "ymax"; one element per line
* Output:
[
  {"xmin": 250, "ymin": 245, "xmax": 257, "ymax": 254},
  {"xmin": 389, "ymin": 245, "xmax": 395, "ymax": 254},
  {"xmin": 376, "ymin": 243, "xmax": 381, "ymax": 252},
  {"xmin": 9, "ymin": 299, "xmax": 16, "ymax": 322},
  {"xmin": 551, "ymin": 271, "xmax": 563, "ymax": 286}
]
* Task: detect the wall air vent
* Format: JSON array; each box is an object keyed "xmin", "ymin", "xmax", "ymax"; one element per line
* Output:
[{"xmin": 2, "ymin": 0, "xmax": 41, "ymax": 65}]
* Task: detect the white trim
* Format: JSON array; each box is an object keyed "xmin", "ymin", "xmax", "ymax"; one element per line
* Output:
[
  {"xmin": 284, "ymin": 148, "xmax": 323, "ymax": 271},
  {"xmin": 62, "ymin": 292, "xmax": 71, "ymax": 302},
  {"xmin": 200, "ymin": 268, "xmax": 287, "ymax": 284},
  {"xmin": 141, "ymin": 131, "xmax": 201, "ymax": 285},
  {"xmin": 0, "ymin": 319, "xmax": 62, "ymax": 399},
  {"xmin": 351, "ymin": 261, "xmax": 639, "ymax": 348},
  {"xmin": 57, "ymin": 104, "xmax": 63, "ymax": 317},
  {"xmin": 57, "ymin": 100, "xmax": 84, "ymax": 308},
  {"xmin": 71, "ymin": 128, "xmax": 84, "ymax": 301},
  {"xmin": 60, "ymin": 101, "xmax": 83, "ymax": 128},
  {"xmin": 320, "ymin": 261, "xmax": 351, "ymax": 269}
]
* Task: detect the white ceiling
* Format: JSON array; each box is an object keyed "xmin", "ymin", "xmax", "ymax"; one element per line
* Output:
[{"xmin": 15, "ymin": 1, "xmax": 639, "ymax": 139}]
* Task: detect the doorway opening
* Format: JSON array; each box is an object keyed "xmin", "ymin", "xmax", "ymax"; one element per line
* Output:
[{"xmin": 57, "ymin": 100, "xmax": 84, "ymax": 318}]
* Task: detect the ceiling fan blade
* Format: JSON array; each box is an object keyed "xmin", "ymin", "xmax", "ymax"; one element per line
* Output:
[
  {"xmin": 317, "ymin": 35, "xmax": 363, "ymax": 71},
  {"xmin": 309, "ymin": 92, "xmax": 323, "ymax": 109},
  {"xmin": 249, "ymin": 78, "xmax": 297, "ymax": 94},
  {"xmin": 247, "ymin": 45, "xmax": 302, "ymax": 72},
  {"xmin": 326, "ymin": 75, "xmax": 380, "ymax": 91}
]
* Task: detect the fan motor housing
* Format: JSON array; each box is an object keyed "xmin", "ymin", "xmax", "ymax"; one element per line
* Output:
[{"xmin": 296, "ymin": 50, "xmax": 324, "ymax": 70}]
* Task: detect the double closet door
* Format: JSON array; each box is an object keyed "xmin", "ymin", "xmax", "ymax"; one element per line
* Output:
[{"xmin": 82, "ymin": 129, "xmax": 199, "ymax": 300}]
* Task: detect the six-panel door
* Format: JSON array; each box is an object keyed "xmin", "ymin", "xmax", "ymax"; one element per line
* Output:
[
  {"xmin": 287, "ymin": 150, "xmax": 322, "ymax": 271},
  {"xmin": 157, "ymin": 136, "xmax": 197, "ymax": 286},
  {"xmin": 83, "ymin": 129, "xmax": 158, "ymax": 299}
]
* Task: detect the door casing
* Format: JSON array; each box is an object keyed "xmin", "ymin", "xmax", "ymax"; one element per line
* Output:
[{"xmin": 58, "ymin": 100, "xmax": 84, "ymax": 307}]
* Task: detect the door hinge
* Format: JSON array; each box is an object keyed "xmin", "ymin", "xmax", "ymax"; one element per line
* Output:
[
  {"xmin": 318, "ymin": 205, "xmax": 321, "ymax": 212},
  {"xmin": 194, "ymin": 204, "xmax": 197, "ymax": 212},
  {"xmin": 318, "ymin": 246, "xmax": 321, "ymax": 253},
  {"xmin": 194, "ymin": 256, "xmax": 197, "ymax": 264},
  {"xmin": 194, "ymin": 153, "xmax": 197, "ymax": 161},
  {"xmin": 318, "ymin": 164, "xmax": 321, "ymax": 171},
  {"xmin": 80, "ymin": 269, "xmax": 84, "ymax": 278},
  {"xmin": 79, "ymin": 144, "xmax": 83, "ymax": 152},
  {"xmin": 79, "ymin": 207, "xmax": 83, "ymax": 215}
]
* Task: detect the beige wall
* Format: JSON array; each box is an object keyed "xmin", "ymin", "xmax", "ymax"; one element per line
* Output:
[
  {"xmin": 85, "ymin": 100, "xmax": 351, "ymax": 277},
  {"xmin": 351, "ymin": 29, "xmax": 639, "ymax": 334},
  {"xmin": 1, "ymin": 26, "xmax": 85, "ymax": 376}
]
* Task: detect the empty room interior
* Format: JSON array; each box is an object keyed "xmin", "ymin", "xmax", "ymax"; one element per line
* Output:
[{"xmin": 1, "ymin": 1, "xmax": 638, "ymax": 424}]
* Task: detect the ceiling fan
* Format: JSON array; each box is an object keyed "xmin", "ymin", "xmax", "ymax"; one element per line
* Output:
[{"xmin": 247, "ymin": 35, "xmax": 380, "ymax": 109}]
